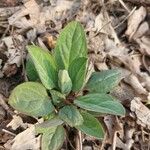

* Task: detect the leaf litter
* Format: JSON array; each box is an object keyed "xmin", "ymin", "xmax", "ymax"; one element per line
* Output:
[{"xmin": 0, "ymin": 0, "xmax": 150, "ymax": 149}]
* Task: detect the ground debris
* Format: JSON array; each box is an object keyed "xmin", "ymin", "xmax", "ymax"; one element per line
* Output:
[
  {"xmin": 4, "ymin": 125, "xmax": 41, "ymax": 150},
  {"xmin": 125, "ymin": 6, "xmax": 147, "ymax": 40},
  {"xmin": 131, "ymin": 97, "xmax": 150, "ymax": 129},
  {"xmin": 0, "ymin": 0, "xmax": 149, "ymax": 149}
]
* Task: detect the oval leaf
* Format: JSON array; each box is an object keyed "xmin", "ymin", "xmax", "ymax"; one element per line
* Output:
[
  {"xmin": 27, "ymin": 45, "xmax": 58, "ymax": 89},
  {"xmin": 86, "ymin": 69, "xmax": 121, "ymax": 93},
  {"xmin": 35, "ymin": 118, "xmax": 63, "ymax": 133},
  {"xmin": 58, "ymin": 70, "xmax": 72, "ymax": 94},
  {"xmin": 76, "ymin": 111, "xmax": 104, "ymax": 139},
  {"xmin": 41, "ymin": 125, "xmax": 65, "ymax": 150},
  {"xmin": 50, "ymin": 90, "xmax": 65, "ymax": 106},
  {"xmin": 74, "ymin": 94, "xmax": 125, "ymax": 116},
  {"xmin": 58, "ymin": 105, "xmax": 83, "ymax": 127},
  {"xmin": 54, "ymin": 21, "xmax": 87, "ymax": 70},
  {"xmin": 68, "ymin": 57, "xmax": 87, "ymax": 91},
  {"xmin": 9, "ymin": 82, "xmax": 54, "ymax": 117}
]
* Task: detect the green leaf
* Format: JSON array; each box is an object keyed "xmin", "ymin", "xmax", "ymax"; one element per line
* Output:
[
  {"xmin": 58, "ymin": 105, "xmax": 83, "ymax": 127},
  {"xmin": 26, "ymin": 57, "xmax": 39, "ymax": 81},
  {"xmin": 76, "ymin": 111, "xmax": 104, "ymax": 139},
  {"xmin": 58, "ymin": 70, "xmax": 72, "ymax": 94},
  {"xmin": 35, "ymin": 118, "xmax": 63, "ymax": 134},
  {"xmin": 9, "ymin": 82, "xmax": 54, "ymax": 117},
  {"xmin": 74, "ymin": 94, "xmax": 125, "ymax": 116},
  {"xmin": 88, "ymin": 111, "xmax": 104, "ymax": 117},
  {"xmin": 50, "ymin": 90, "xmax": 65, "ymax": 106},
  {"xmin": 27, "ymin": 45, "xmax": 58, "ymax": 89},
  {"xmin": 54, "ymin": 21, "xmax": 87, "ymax": 70},
  {"xmin": 44, "ymin": 111, "xmax": 56, "ymax": 120},
  {"xmin": 86, "ymin": 69, "xmax": 121, "ymax": 93},
  {"xmin": 68, "ymin": 57, "xmax": 87, "ymax": 91},
  {"xmin": 41, "ymin": 125, "xmax": 65, "ymax": 150}
]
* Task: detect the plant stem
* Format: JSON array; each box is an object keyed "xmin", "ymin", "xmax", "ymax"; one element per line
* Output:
[{"xmin": 75, "ymin": 130, "xmax": 83, "ymax": 150}]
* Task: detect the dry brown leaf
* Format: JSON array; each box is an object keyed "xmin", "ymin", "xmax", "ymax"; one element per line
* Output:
[
  {"xmin": 125, "ymin": 6, "xmax": 147, "ymax": 40},
  {"xmin": 8, "ymin": 0, "xmax": 80, "ymax": 33},
  {"xmin": 2, "ymin": 35, "xmax": 26, "ymax": 67},
  {"xmin": 0, "ymin": 93, "xmax": 9, "ymax": 111},
  {"xmin": 133, "ymin": 21, "xmax": 149, "ymax": 39},
  {"xmin": 123, "ymin": 54, "xmax": 142, "ymax": 75},
  {"xmin": 43, "ymin": 33, "xmax": 56, "ymax": 49},
  {"xmin": 142, "ymin": 55, "xmax": 150, "ymax": 73},
  {"xmin": 130, "ymin": 97, "xmax": 150, "ymax": 129},
  {"xmin": 10, "ymin": 125, "xmax": 40, "ymax": 150},
  {"xmin": 139, "ymin": 72, "xmax": 150, "ymax": 92},
  {"xmin": 7, "ymin": 115, "xmax": 28, "ymax": 130},
  {"xmin": 111, "ymin": 82, "xmax": 135, "ymax": 103},
  {"xmin": 124, "ymin": 74, "xmax": 148, "ymax": 95},
  {"xmin": 0, "ymin": 6, "xmax": 20, "ymax": 17},
  {"xmin": 94, "ymin": 11, "xmax": 111, "ymax": 34},
  {"xmin": 104, "ymin": 38, "xmax": 128, "ymax": 57},
  {"xmin": 104, "ymin": 116, "xmax": 123, "ymax": 148},
  {"xmin": 136, "ymin": 36, "xmax": 150, "ymax": 55},
  {"xmin": 2, "ymin": 35, "xmax": 26, "ymax": 77}
]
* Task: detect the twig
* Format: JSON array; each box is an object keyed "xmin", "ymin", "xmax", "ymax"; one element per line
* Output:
[
  {"xmin": 75, "ymin": 131, "xmax": 82, "ymax": 150},
  {"xmin": 118, "ymin": 0, "xmax": 130, "ymax": 13},
  {"xmin": 114, "ymin": 7, "xmax": 136, "ymax": 29},
  {"xmin": 92, "ymin": 20, "xmax": 111, "ymax": 38},
  {"xmin": 100, "ymin": 133, "xmax": 107, "ymax": 150},
  {"xmin": 2, "ymin": 129, "xmax": 16, "ymax": 136}
]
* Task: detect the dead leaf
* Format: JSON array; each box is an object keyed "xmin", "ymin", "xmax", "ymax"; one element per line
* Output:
[
  {"xmin": 7, "ymin": 115, "xmax": 28, "ymax": 130},
  {"xmin": 136, "ymin": 36, "xmax": 150, "ymax": 55},
  {"xmin": 133, "ymin": 21, "xmax": 149, "ymax": 39},
  {"xmin": 111, "ymin": 82, "xmax": 135, "ymax": 104},
  {"xmin": 2, "ymin": 35, "xmax": 26, "ymax": 77},
  {"xmin": 104, "ymin": 38, "xmax": 128, "ymax": 57},
  {"xmin": 104, "ymin": 116, "xmax": 123, "ymax": 150},
  {"xmin": 131, "ymin": 97, "xmax": 150, "ymax": 129},
  {"xmin": 2, "ymin": 35, "xmax": 26, "ymax": 67},
  {"xmin": 10, "ymin": 125, "xmax": 40, "ymax": 150},
  {"xmin": 8, "ymin": 0, "xmax": 80, "ymax": 33},
  {"xmin": 44, "ymin": 33, "xmax": 56, "ymax": 49},
  {"xmin": 124, "ymin": 74, "xmax": 148, "ymax": 95},
  {"xmin": 139, "ymin": 72, "xmax": 150, "ymax": 92},
  {"xmin": 142, "ymin": 55, "xmax": 150, "ymax": 73},
  {"xmin": 94, "ymin": 10, "xmax": 111, "ymax": 34},
  {"xmin": 125, "ymin": 6, "xmax": 147, "ymax": 40},
  {"xmin": 0, "ymin": 93, "xmax": 9, "ymax": 111}
]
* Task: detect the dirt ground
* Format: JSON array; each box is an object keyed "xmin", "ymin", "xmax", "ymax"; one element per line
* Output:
[{"xmin": 0, "ymin": 0, "xmax": 150, "ymax": 149}]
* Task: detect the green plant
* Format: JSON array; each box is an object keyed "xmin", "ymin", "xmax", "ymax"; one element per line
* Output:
[{"xmin": 8, "ymin": 21, "xmax": 125, "ymax": 150}]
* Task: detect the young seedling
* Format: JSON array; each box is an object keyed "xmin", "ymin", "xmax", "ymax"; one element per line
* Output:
[{"xmin": 9, "ymin": 21, "xmax": 125, "ymax": 150}]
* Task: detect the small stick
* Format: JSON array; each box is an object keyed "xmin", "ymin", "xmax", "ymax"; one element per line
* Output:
[
  {"xmin": 2, "ymin": 129, "xmax": 16, "ymax": 136},
  {"xmin": 78, "ymin": 131, "xmax": 83, "ymax": 150},
  {"xmin": 114, "ymin": 6, "xmax": 136, "ymax": 29},
  {"xmin": 118, "ymin": 0, "xmax": 130, "ymax": 13}
]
